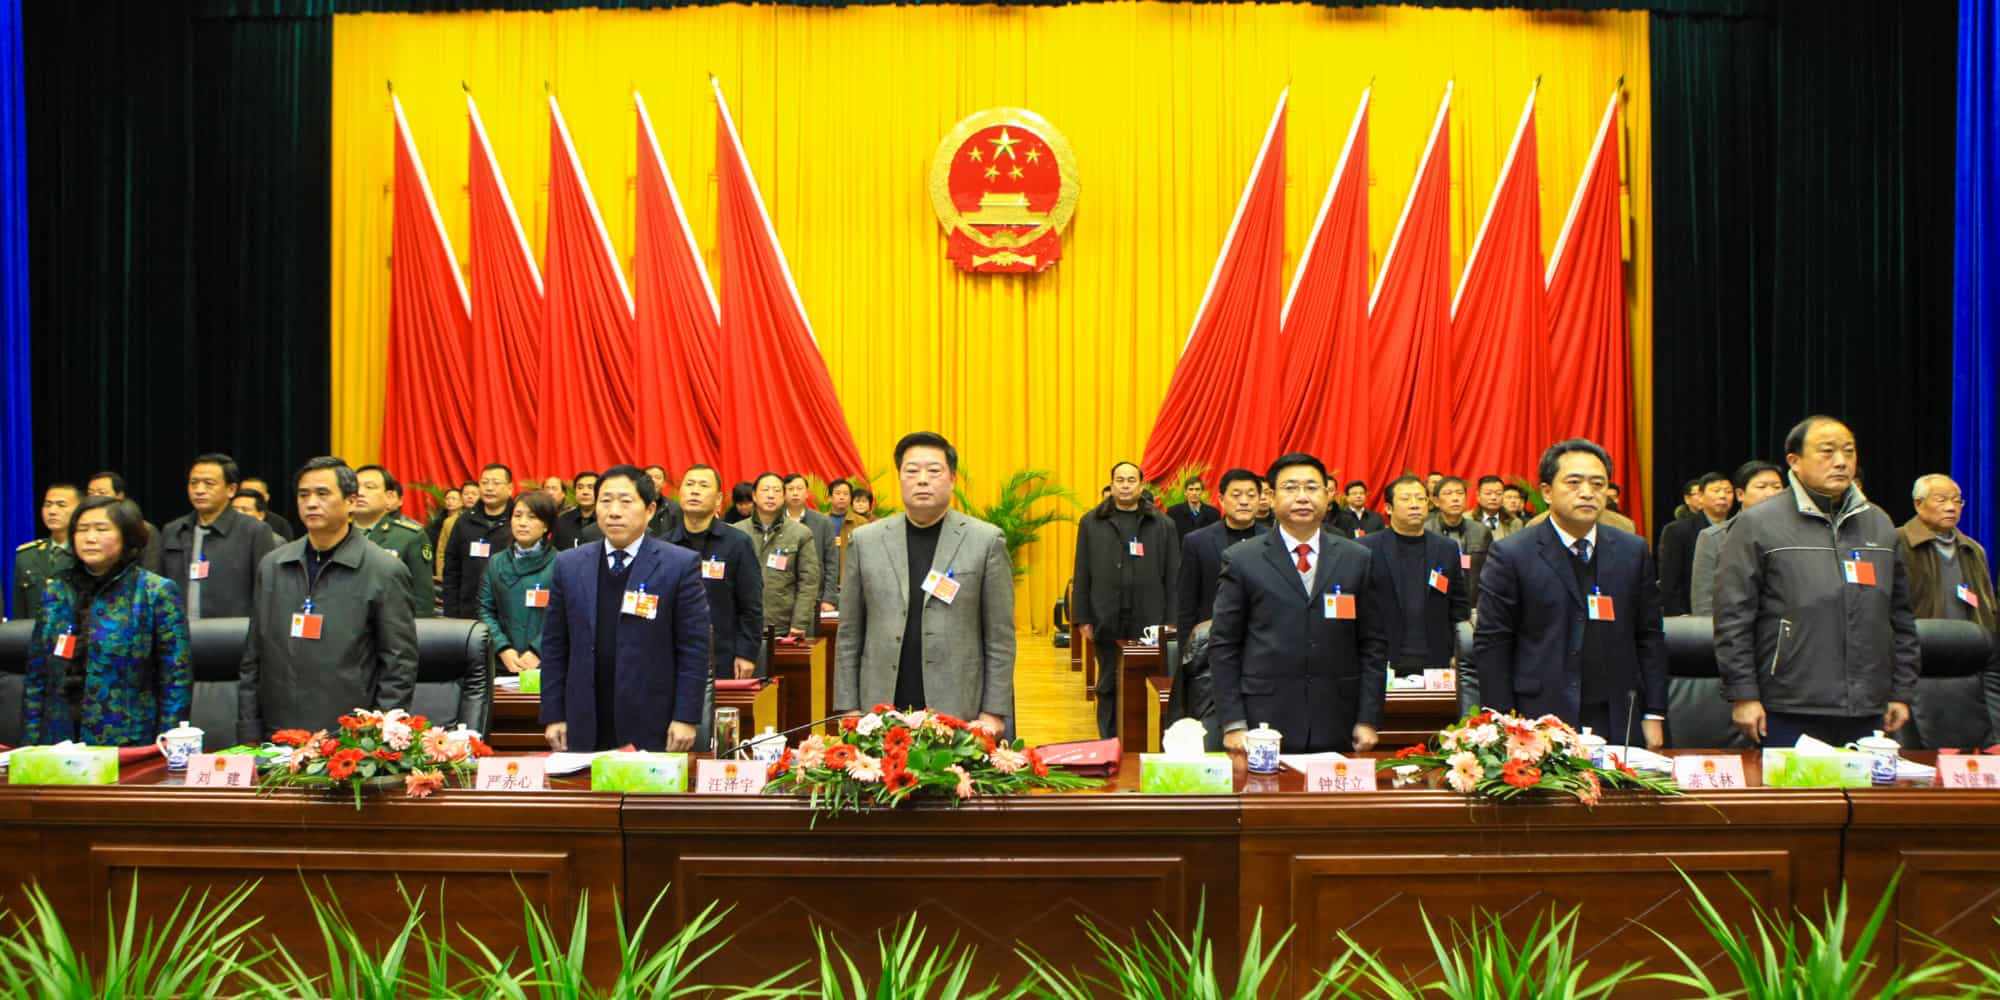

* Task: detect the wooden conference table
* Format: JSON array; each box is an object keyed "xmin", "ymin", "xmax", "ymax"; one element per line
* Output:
[{"xmin": 3, "ymin": 750, "xmax": 1994, "ymax": 995}]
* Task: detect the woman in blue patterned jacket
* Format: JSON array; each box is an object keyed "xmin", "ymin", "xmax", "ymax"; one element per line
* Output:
[{"xmin": 24, "ymin": 497, "xmax": 192, "ymax": 746}]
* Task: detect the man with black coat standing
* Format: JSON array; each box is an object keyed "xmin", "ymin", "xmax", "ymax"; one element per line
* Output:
[
  {"xmin": 1366, "ymin": 476, "xmax": 1470, "ymax": 679},
  {"xmin": 1073, "ymin": 461, "xmax": 1180, "ymax": 740},
  {"xmin": 442, "ymin": 463, "xmax": 515, "ymax": 618},
  {"xmin": 660, "ymin": 465, "xmax": 764, "ymax": 682},
  {"xmin": 1168, "ymin": 475, "xmax": 1221, "ymax": 538},
  {"xmin": 160, "ymin": 453, "xmax": 281, "ymax": 620},
  {"xmin": 1173, "ymin": 468, "xmax": 1266, "ymax": 726}
]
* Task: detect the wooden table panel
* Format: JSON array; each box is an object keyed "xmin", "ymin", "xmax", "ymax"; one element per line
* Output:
[
  {"xmin": 490, "ymin": 689, "xmax": 543, "ymax": 751},
  {"xmin": 1846, "ymin": 786, "xmax": 2000, "ymax": 971},
  {"xmin": 768, "ymin": 639, "xmax": 827, "ymax": 733}
]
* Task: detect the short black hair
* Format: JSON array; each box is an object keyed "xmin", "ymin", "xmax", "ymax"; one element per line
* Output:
[
  {"xmin": 1436, "ymin": 476, "xmax": 1467, "ymax": 493},
  {"xmin": 1217, "ymin": 468, "xmax": 1261, "ymax": 495},
  {"xmin": 356, "ymin": 464, "xmax": 402, "ymax": 496},
  {"xmin": 644, "ymin": 464, "xmax": 671, "ymax": 479},
  {"xmin": 44, "ymin": 481, "xmax": 82, "ymax": 501},
  {"xmin": 481, "ymin": 462, "xmax": 512, "ymax": 481},
  {"xmin": 682, "ymin": 464, "xmax": 721, "ymax": 488},
  {"xmin": 1343, "ymin": 480, "xmax": 1368, "ymax": 494},
  {"xmin": 87, "ymin": 470, "xmax": 128, "ymax": 496},
  {"xmin": 1385, "ymin": 475, "xmax": 1428, "ymax": 503},
  {"xmin": 1184, "ymin": 475, "xmax": 1205, "ymax": 489},
  {"xmin": 730, "ymin": 481, "xmax": 754, "ymax": 504},
  {"xmin": 1784, "ymin": 414, "xmax": 1845, "ymax": 457},
  {"xmin": 753, "ymin": 471, "xmax": 785, "ymax": 491},
  {"xmin": 894, "ymin": 431, "xmax": 959, "ymax": 473},
  {"xmin": 1536, "ymin": 438, "xmax": 1613, "ymax": 486},
  {"xmin": 235, "ymin": 487, "xmax": 269, "ymax": 513},
  {"xmin": 781, "ymin": 473, "xmax": 810, "ymax": 488},
  {"xmin": 507, "ymin": 490, "xmax": 560, "ymax": 535},
  {"xmin": 1476, "ymin": 475, "xmax": 1504, "ymax": 489},
  {"xmin": 1266, "ymin": 453, "xmax": 1328, "ymax": 488},
  {"xmin": 598, "ymin": 464, "xmax": 660, "ymax": 507},
  {"xmin": 573, "ymin": 470, "xmax": 598, "ymax": 485},
  {"xmin": 1109, "ymin": 461, "xmax": 1142, "ymax": 480},
  {"xmin": 1696, "ymin": 471, "xmax": 1731, "ymax": 491},
  {"xmin": 68, "ymin": 497, "xmax": 151, "ymax": 568},
  {"xmin": 191, "ymin": 453, "xmax": 242, "ymax": 486},
  {"xmin": 1732, "ymin": 460, "xmax": 1784, "ymax": 491},
  {"xmin": 295, "ymin": 456, "xmax": 361, "ymax": 498},
  {"xmin": 1606, "ymin": 482, "xmax": 1623, "ymax": 494},
  {"xmin": 1502, "ymin": 483, "xmax": 1528, "ymax": 498},
  {"xmin": 851, "ymin": 487, "xmax": 874, "ymax": 505},
  {"xmin": 827, "ymin": 478, "xmax": 852, "ymax": 494},
  {"xmin": 460, "ymin": 480, "xmax": 479, "ymax": 493},
  {"xmin": 1681, "ymin": 478, "xmax": 1703, "ymax": 496}
]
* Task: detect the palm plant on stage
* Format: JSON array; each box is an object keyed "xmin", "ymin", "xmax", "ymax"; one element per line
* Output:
[
  {"xmin": 0, "ymin": 880, "xmax": 264, "ymax": 1000},
  {"xmin": 1321, "ymin": 905, "xmax": 1638, "ymax": 1000},
  {"xmin": 950, "ymin": 467, "xmax": 1079, "ymax": 580},
  {"xmin": 801, "ymin": 916, "xmax": 1011, "ymax": 1000},
  {"xmin": 1015, "ymin": 904, "xmax": 1328, "ymax": 1000}
]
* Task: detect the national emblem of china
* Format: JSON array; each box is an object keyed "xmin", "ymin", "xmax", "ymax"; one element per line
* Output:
[{"xmin": 930, "ymin": 108, "xmax": 1080, "ymax": 274}]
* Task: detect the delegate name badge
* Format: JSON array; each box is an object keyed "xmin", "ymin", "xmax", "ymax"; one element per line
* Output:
[
  {"xmin": 52, "ymin": 628, "xmax": 77, "ymax": 659},
  {"xmin": 1127, "ymin": 538, "xmax": 1145, "ymax": 557},
  {"xmin": 621, "ymin": 586, "xmax": 659, "ymax": 620},
  {"xmin": 1427, "ymin": 568, "xmax": 1450, "ymax": 594},
  {"xmin": 1958, "ymin": 583, "xmax": 1980, "ymax": 608},
  {"xmin": 1586, "ymin": 588, "xmax": 1616, "ymax": 622},
  {"xmin": 469, "ymin": 540, "xmax": 492, "ymax": 559},
  {"xmin": 1323, "ymin": 588, "xmax": 1356, "ymax": 620},
  {"xmin": 922, "ymin": 569, "xmax": 960, "ymax": 605},
  {"xmin": 701, "ymin": 557, "xmax": 727, "ymax": 580},
  {"xmin": 290, "ymin": 612, "xmax": 324, "ymax": 640},
  {"xmin": 1459, "ymin": 551, "xmax": 1473, "ymax": 571},
  {"xmin": 190, "ymin": 558, "xmax": 211, "ymax": 580},
  {"xmin": 766, "ymin": 551, "xmax": 788, "ymax": 572},
  {"xmin": 1842, "ymin": 552, "xmax": 1877, "ymax": 586},
  {"xmin": 524, "ymin": 586, "xmax": 550, "ymax": 608}
]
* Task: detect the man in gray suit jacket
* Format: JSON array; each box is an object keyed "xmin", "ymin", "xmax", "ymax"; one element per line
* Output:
[
  {"xmin": 834, "ymin": 432, "xmax": 1013, "ymax": 738},
  {"xmin": 783, "ymin": 473, "xmax": 841, "ymax": 614}
]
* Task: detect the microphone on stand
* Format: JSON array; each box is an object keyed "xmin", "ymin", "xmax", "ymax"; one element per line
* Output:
[
  {"xmin": 1619, "ymin": 688, "xmax": 1639, "ymax": 766},
  {"xmin": 715, "ymin": 711, "xmax": 859, "ymax": 760}
]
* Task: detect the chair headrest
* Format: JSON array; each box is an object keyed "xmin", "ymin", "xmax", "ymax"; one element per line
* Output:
[
  {"xmin": 190, "ymin": 618, "xmax": 251, "ymax": 682},
  {"xmin": 1665, "ymin": 616, "xmax": 1718, "ymax": 678},
  {"xmin": 1183, "ymin": 620, "xmax": 1213, "ymax": 669},
  {"xmin": 0, "ymin": 620, "xmax": 29, "ymax": 675},
  {"xmin": 416, "ymin": 618, "xmax": 487, "ymax": 683},
  {"xmin": 1916, "ymin": 618, "xmax": 1993, "ymax": 679}
]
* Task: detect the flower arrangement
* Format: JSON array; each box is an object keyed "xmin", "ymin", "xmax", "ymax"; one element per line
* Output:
[
  {"xmin": 261, "ymin": 708, "xmax": 494, "ymax": 808},
  {"xmin": 763, "ymin": 704, "xmax": 1100, "ymax": 814},
  {"xmin": 1379, "ymin": 707, "xmax": 1680, "ymax": 805}
]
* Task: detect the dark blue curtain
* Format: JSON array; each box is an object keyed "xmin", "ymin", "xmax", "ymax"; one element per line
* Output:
[
  {"xmin": 0, "ymin": 0, "xmax": 29, "ymax": 619},
  {"xmin": 1956, "ymin": 0, "xmax": 1998, "ymax": 546}
]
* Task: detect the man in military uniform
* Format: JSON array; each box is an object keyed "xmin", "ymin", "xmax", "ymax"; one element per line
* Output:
[
  {"xmin": 352, "ymin": 464, "xmax": 437, "ymax": 618},
  {"xmin": 12, "ymin": 482, "xmax": 81, "ymax": 619}
]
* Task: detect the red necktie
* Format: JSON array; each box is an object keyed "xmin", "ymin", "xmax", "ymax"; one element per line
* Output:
[{"xmin": 1295, "ymin": 544, "xmax": 1312, "ymax": 573}]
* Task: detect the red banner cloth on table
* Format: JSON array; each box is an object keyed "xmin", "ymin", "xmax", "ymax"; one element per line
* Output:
[
  {"xmin": 383, "ymin": 95, "xmax": 477, "ymax": 521},
  {"xmin": 1141, "ymin": 90, "xmax": 1289, "ymax": 481},
  {"xmin": 1449, "ymin": 87, "xmax": 1552, "ymax": 487},
  {"xmin": 1546, "ymin": 92, "xmax": 1645, "ymax": 529},
  {"xmin": 538, "ymin": 95, "xmax": 638, "ymax": 476},
  {"xmin": 1278, "ymin": 89, "xmax": 1371, "ymax": 476},
  {"xmin": 465, "ymin": 94, "xmax": 546, "ymax": 477},
  {"xmin": 633, "ymin": 92, "xmax": 724, "ymax": 475},
  {"xmin": 1364, "ymin": 85, "xmax": 1456, "ymax": 499},
  {"xmin": 712, "ymin": 80, "xmax": 864, "ymax": 482}
]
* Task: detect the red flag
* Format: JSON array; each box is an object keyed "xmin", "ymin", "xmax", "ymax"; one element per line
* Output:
[
  {"xmin": 1367, "ymin": 84, "xmax": 1456, "ymax": 496},
  {"xmin": 1140, "ymin": 89, "xmax": 1289, "ymax": 479},
  {"xmin": 539, "ymin": 94, "xmax": 638, "ymax": 476},
  {"xmin": 713, "ymin": 78, "xmax": 865, "ymax": 481},
  {"xmin": 634, "ymin": 91, "xmax": 723, "ymax": 475},
  {"xmin": 383, "ymin": 95, "xmax": 476, "ymax": 520},
  {"xmin": 1278, "ymin": 88, "xmax": 1371, "ymax": 475},
  {"xmin": 1449, "ymin": 86, "xmax": 1552, "ymax": 485},
  {"xmin": 1547, "ymin": 91, "xmax": 1642, "ymax": 528},
  {"xmin": 466, "ymin": 94, "xmax": 544, "ymax": 476}
]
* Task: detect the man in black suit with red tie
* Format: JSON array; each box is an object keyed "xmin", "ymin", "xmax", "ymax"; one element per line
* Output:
[
  {"xmin": 1209, "ymin": 453, "xmax": 1388, "ymax": 754},
  {"xmin": 1474, "ymin": 439, "xmax": 1668, "ymax": 749}
]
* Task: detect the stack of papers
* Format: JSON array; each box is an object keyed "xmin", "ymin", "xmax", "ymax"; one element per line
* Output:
[
  {"xmin": 1611, "ymin": 746, "xmax": 1675, "ymax": 773},
  {"xmin": 1280, "ymin": 751, "xmax": 1348, "ymax": 772},
  {"xmin": 543, "ymin": 751, "xmax": 614, "ymax": 776},
  {"xmin": 493, "ymin": 675, "xmax": 522, "ymax": 690}
]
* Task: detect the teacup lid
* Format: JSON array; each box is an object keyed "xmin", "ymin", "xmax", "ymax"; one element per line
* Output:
[
  {"xmin": 162, "ymin": 720, "xmax": 201, "ymax": 737},
  {"xmin": 1251, "ymin": 722, "xmax": 1282, "ymax": 738},
  {"xmin": 1577, "ymin": 727, "xmax": 1604, "ymax": 743}
]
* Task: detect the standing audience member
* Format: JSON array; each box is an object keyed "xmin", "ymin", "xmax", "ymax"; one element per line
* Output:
[
  {"xmin": 783, "ymin": 474, "xmax": 840, "ymax": 614},
  {"xmin": 14, "ymin": 482, "xmax": 81, "ymax": 619},
  {"xmin": 1474, "ymin": 476, "xmax": 1521, "ymax": 540},
  {"xmin": 724, "ymin": 482, "xmax": 755, "ymax": 524},
  {"xmin": 1328, "ymin": 480, "xmax": 1386, "ymax": 538},
  {"xmin": 240, "ymin": 478, "xmax": 296, "ymax": 541},
  {"xmin": 660, "ymin": 465, "xmax": 763, "ymax": 682},
  {"xmin": 478, "ymin": 490, "xmax": 560, "ymax": 677},
  {"xmin": 160, "ymin": 453, "xmax": 280, "ymax": 620},
  {"xmin": 1714, "ymin": 416, "xmax": 1918, "ymax": 747},
  {"xmin": 1072, "ymin": 461, "xmax": 1180, "ymax": 739},
  {"xmin": 1658, "ymin": 471, "xmax": 1734, "ymax": 615},
  {"xmin": 1169, "ymin": 475, "xmax": 1221, "ymax": 537},
  {"xmin": 84, "ymin": 471, "xmax": 162, "ymax": 572},
  {"xmin": 1689, "ymin": 461, "xmax": 1786, "ymax": 616},
  {"xmin": 1369, "ymin": 476, "xmax": 1470, "ymax": 679},
  {"xmin": 442, "ymin": 464, "xmax": 515, "ymax": 619},
  {"xmin": 1424, "ymin": 476, "xmax": 1493, "ymax": 608},
  {"xmin": 744, "ymin": 472, "xmax": 821, "ymax": 637},
  {"xmin": 553, "ymin": 471, "xmax": 598, "ymax": 550},
  {"xmin": 238, "ymin": 457, "xmax": 419, "ymax": 741},
  {"xmin": 23, "ymin": 497, "xmax": 190, "ymax": 746},
  {"xmin": 352, "ymin": 465, "xmax": 437, "ymax": 618}
]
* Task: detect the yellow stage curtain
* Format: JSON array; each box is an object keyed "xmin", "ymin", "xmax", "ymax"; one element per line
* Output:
[{"xmin": 331, "ymin": 3, "xmax": 1650, "ymax": 632}]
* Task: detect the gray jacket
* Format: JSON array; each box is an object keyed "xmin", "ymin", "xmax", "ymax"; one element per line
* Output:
[
  {"xmin": 238, "ymin": 527, "xmax": 420, "ymax": 741},
  {"xmin": 834, "ymin": 510, "xmax": 1015, "ymax": 721},
  {"xmin": 1687, "ymin": 517, "xmax": 1733, "ymax": 617},
  {"xmin": 1713, "ymin": 476, "xmax": 1919, "ymax": 717},
  {"xmin": 791, "ymin": 508, "xmax": 839, "ymax": 604}
]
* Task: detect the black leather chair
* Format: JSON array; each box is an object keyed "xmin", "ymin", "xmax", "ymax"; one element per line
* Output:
[
  {"xmin": 1661, "ymin": 616, "xmax": 1747, "ymax": 749},
  {"xmin": 1901, "ymin": 618, "xmax": 1996, "ymax": 751},
  {"xmin": 0, "ymin": 620, "xmax": 29, "ymax": 746},
  {"xmin": 187, "ymin": 618, "xmax": 252, "ymax": 742},
  {"xmin": 412, "ymin": 618, "xmax": 491, "ymax": 736}
]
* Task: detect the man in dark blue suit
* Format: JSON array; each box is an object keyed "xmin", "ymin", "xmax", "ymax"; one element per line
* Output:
[
  {"xmin": 1474, "ymin": 439, "xmax": 1668, "ymax": 749},
  {"xmin": 1360, "ymin": 476, "xmax": 1469, "ymax": 678},
  {"xmin": 1210, "ymin": 453, "xmax": 1389, "ymax": 754},
  {"xmin": 540, "ymin": 465, "xmax": 711, "ymax": 753}
]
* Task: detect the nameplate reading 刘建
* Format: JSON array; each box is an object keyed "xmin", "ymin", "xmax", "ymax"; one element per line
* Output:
[{"xmin": 183, "ymin": 754, "xmax": 257, "ymax": 788}]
